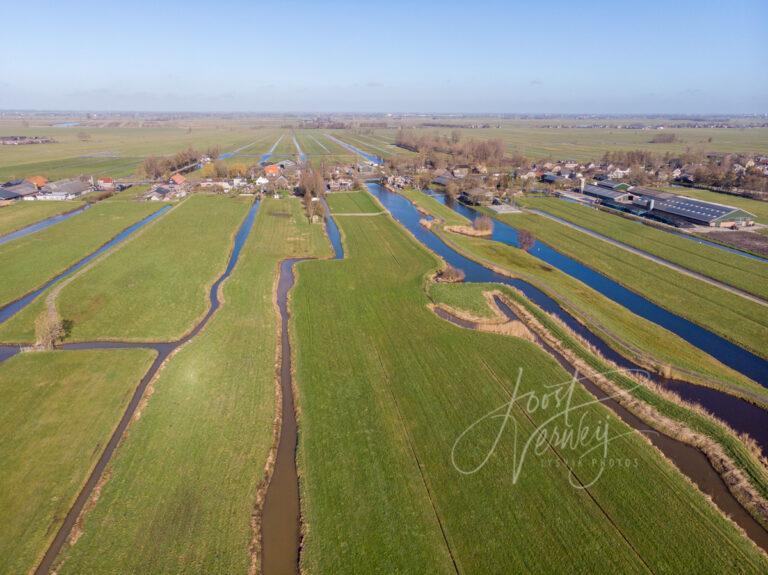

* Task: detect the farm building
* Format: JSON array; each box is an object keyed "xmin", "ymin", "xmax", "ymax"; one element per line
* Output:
[
  {"xmin": 26, "ymin": 175, "xmax": 48, "ymax": 189},
  {"xmin": 580, "ymin": 182, "xmax": 756, "ymax": 228},
  {"xmin": 169, "ymin": 174, "xmax": 187, "ymax": 186},
  {"xmin": 646, "ymin": 197, "xmax": 755, "ymax": 228},
  {"xmin": 38, "ymin": 179, "xmax": 91, "ymax": 200},
  {"xmin": 97, "ymin": 177, "xmax": 116, "ymax": 191},
  {"xmin": 264, "ymin": 164, "xmax": 282, "ymax": 177},
  {"xmin": 1, "ymin": 180, "xmax": 38, "ymax": 199},
  {"xmin": 0, "ymin": 188, "xmax": 22, "ymax": 201}
]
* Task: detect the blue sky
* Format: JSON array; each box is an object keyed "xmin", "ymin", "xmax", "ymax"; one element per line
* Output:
[{"xmin": 1, "ymin": 0, "xmax": 766, "ymax": 113}]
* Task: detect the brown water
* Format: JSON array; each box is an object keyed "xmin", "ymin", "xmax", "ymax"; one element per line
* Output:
[
  {"xmin": 260, "ymin": 258, "xmax": 305, "ymax": 575},
  {"xmin": 437, "ymin": 299, "xmax": 768, "ymax": 553}
]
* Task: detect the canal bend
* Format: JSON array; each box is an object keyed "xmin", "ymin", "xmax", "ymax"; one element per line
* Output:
[{"xmin": 13, "ymin": 199, "xmax": 261, "ymax": 575}]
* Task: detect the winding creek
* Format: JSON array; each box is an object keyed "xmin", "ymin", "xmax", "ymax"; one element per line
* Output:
[
  {"xmin": 367, "ymin": 184, "xmax": 768, "ymax": 450},
  {"xmin": 3, "ymin": 200, "xmax": 262, "ymax": 575},
  {"xmin": 3, "ymin": 186, "xmax": 767, "ymax": 568},
  {"xmin": 362, "ymin": 183, "xmax": 768, "ymax": 550},
  {"xmin": 422, "ymin": 189, "xmax": 768, "ymax": 387},
  {"xmin": 260, "ymin": 200, "xmax": 343, "ymax": 574},
  {"xmin": 0, "ymin": 204, "xmax": 91, "ymax": 246},
  {"xmin": 0, "ymin": 206, "xmax": 172, "ymax": 325}
]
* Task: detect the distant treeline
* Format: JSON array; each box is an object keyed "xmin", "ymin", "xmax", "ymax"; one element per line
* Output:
[
  {"xmin": 395, "ymin": 130, "xmax": 505, "ymax": 164},
  {"xmin": 142, "ymin": 146, "xmax": 220, "ymax": 179}
]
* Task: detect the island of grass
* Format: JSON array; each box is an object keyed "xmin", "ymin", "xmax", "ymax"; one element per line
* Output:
[{"xmin": 288, "ymin": 191, "xmax": 767, "ymax": 573}]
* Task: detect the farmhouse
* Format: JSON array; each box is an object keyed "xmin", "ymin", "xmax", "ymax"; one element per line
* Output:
[
  {"xmin": 97, "ymin": 177, "xmax": 116, "ymax": 191},
  {"xmin": 169, "ymin": 174, "xmax": 187, "ymax": 186},
  {"xmin": 264, "ymin": 164, "xmax": 282, "ymax": 178},
  {"xmin": 38, "ymin": 179, "xmax": 91, "ymax": 200},
  {"xmin": 26, "ymin": 175, "xmax": 48, "ymax": 189}
]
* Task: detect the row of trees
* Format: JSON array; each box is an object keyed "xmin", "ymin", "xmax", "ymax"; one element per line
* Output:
[
  {"xmin": 395, "ymin": 130, "xmax": 505, "ymax": 165},
  {"xmin": 141, "ymin": 146, "xmax": 220, "ymax": 179}
]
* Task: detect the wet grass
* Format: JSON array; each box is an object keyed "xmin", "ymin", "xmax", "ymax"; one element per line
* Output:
[
  {"xmin": 291, "ymin": 193, "xmax": 767, "ymax": 573},
  {"xmin": 0, "ymin": 200, "xmax": 85, "ymax": 236},
  {"xmin": 397, "ymin": 188, "xmax": 767, "ymax": 404},
  {"xmin": 518, "ymin": 197, "xmax": 768, "ymax": 300},
  {"xmin": 0, "ymin": 349, "xmax": 156, "ymax": 574},
  {"xmin": 0, "ymin": 201, "xmax": 161, "ymax": 309},
  {"xmin": 56, "ymin": 199, "xmax": 330, "ymax": 574}
]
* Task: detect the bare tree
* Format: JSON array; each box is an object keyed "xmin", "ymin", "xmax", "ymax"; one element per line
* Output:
[
  {"xmin": 35, "ymin": 310, "xmax": 64, "ymax": 350},
  {"xmin": 518, "ymin": 229, "xmax": 536, "ymax": 252},
  {"xmin": 473, "ymin": 215, "xmax": 494, "ymax": 233}
]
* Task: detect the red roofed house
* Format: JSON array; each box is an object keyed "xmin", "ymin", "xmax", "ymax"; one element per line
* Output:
[
  {"xmin": 97, "ymin": 177, "xmax": 115, "ymax": 191},
  {"xmin": 264, "ymin": 164, "xmax": 281, "ymax": 178},
  {"xmin": 26, "ymin": 175, "xmax": 48, "ymax": 189},
  {"xmin": 169, "ymin": 174, "xmax": 186, "ymax": 186}
]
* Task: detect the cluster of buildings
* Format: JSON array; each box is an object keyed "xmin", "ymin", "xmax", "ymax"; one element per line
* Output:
[
  {"xmin": 0, "ymin": 135, "xmax": 55, "ymax": 145},
  {"xmin": 0, "ymin": 176, "xmax": 100, "ymax": 202},
  {"xmin": 562, "ymin": 179, "xmax": 756, "ymax": 229}
]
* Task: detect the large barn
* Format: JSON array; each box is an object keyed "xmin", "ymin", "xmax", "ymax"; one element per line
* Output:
[{"xmin": 581, "ymin": 183, "xmax": 755, "ymax": 228}]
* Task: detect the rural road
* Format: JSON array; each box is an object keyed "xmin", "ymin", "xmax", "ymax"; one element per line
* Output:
[{"xmin": 528, "ymin": 208, "xmax": 768, "ymax": 307}]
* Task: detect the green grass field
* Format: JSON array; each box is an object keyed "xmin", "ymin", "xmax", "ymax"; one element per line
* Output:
[
  {"xmin": 0, "ymin": 201, "xmax": 85, "ymax": 236},
  {"xmin": 0, "ymin": 195, "xmax": 249, "ymax": 343},
  {"xmin": 429, "ymin": 281, "xmax": 768, "ymax": 512},
  {"xmin": 290, "ymin": 192, "xmax": 767, "ymax": 572},
  {"xmin": 0, "ymin": 200, "xmax": 161, "ymax": 309},
  {"xmin": 0, "ymin": 123, "xmax": 273, "ymax": 181},
  {"xmin": 293, "ymin": 131, "xmax": 357, "ymax": 167},
  {"xmin": 519, "ymin": 197, "xmax": 768, "ymax": 300},
  {"xmin": 325, "ymin": 191, "xmax": 381, "ymax": 213},
  {"xmin": 364, "ymin": 124, "xmax": 768, "ymax": 161},
  {"xmin": 0, "ymin": 348, "xmax": 156, "ymax": 574},
  {"xmin": 398, "ymin": 189, "xmax": 766, "ymax": 403},
  {"xmin": 485, "ymin": 208, "xmax": 768, "ymax": 360},
  {"xmin": 56, "ymin": 199, "xmax": 331, "ymax": 573},
  {"xmin": 52, "ymin": 195, "xmax": 248, "ymax": 341}
]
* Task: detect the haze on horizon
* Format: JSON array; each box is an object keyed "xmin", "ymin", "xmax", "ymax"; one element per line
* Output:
[{"xmin": 1, "ymin": 0, "xmax": 766, "ymax": 114}]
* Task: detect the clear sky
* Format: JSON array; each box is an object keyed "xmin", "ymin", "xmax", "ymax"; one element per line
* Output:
[{"xmin": 1, "ymin": 0, "xmax": 766, "ymax": 113}]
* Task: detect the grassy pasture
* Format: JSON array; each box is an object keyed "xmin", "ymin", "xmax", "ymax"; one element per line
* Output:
[
  {"xmin": 0, "ymin": 348, "xmax": 156, "ymax": 574},
  {"xmin": 325, "ymin": 191, "xmax": 381, "ymax": 214},
  {"xmin": 0, "ymin": 122, "xmax": 274, "ymax": 181},
  {"xmin": 0, "ymin": 200, "xmax": 161, "ymax": 309},
  {"xmin": 0, "ymin": 201, "xmax": 85, "ymax": 236},
  {"xmin": 520, "ymin": 197, "xmax": 768, "ymax": 300},
  {"xmin": 47, "ymin": 195, "xmax": 249, "ymax": 342},
  {"xmin": 293, "ymin": 192, "xmax": 767, "ymax": 572},
  {"xmin": 487, "ymin": 209, "xmax": 768, "ymax": 360},
  {"xmin": 398, "ymin": 189, "xmax": 765, "ymax": 402},
  {"xmin": 429, "ymin": 281, "xmax": 768, "ymax": 511},
  {"xmin": 371, "ymin": 124, "xmax": 768, "ymax": 161},
  {"xmin": 56, "ymin": 199, "xmax": 331, "ymax": 573}
]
